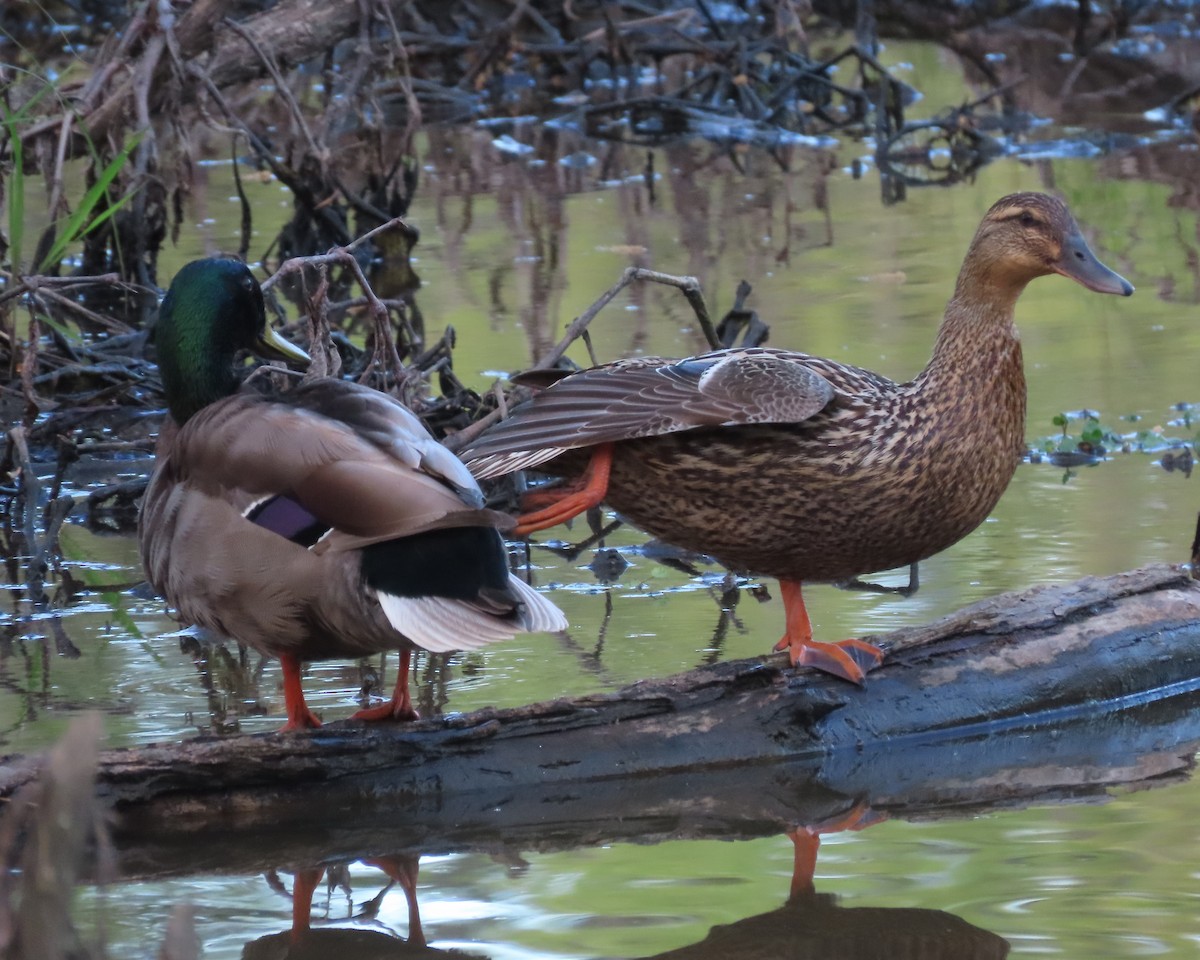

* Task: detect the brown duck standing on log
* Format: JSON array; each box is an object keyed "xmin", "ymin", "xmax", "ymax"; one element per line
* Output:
[
  {"xmin": 460, "ymin": 193, "xmax": 1133, "ymax": 684},
  {"xmin": 139, "ymin": 259, "xmax": 567, "ymax": 731}
]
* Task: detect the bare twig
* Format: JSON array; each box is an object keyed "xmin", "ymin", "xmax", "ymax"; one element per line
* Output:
[
  {"xmin": 220, "ymin": 17, "xmax": 325, "ymax": 164},
  {"xmin": 263, "ymin": 223, "xmax": 415, "ymax": 391},
  {"xmin": 492, "ymin": 380, "xmax": 509, "ymax": 420},
  {"xmin": 0, "ymin": 272, "xmax": 129, "ymax": 310},
  {"xmin": 9, "ymin": 426, "xmax": 40, "ymax": 571},
  {"xmin": 345, "ymin": 215, "xmax": 419, "ymax": 254},
  {"xmin": 188, "ymin": 65, "xmax": 353, "ymax": 248},
  {"xmin": 31, "ymin": 287, "xmax": 135, "ymax": 334},
  {"xmin": 87, "ymin": 478, "xmax": 150, "ymax": 510},
  {"xmin": 18, "ymin": 314, "xmax": 41, "ymax": 419},
  {"xmin": 74, "ymin": 440, "xmax": 156, "ymax": 454},
  {"xmin": 535, "ymin": 267, "xmax": 719, "ymax": 370},
  {"xmin": 260, "ymin": 216, "xmax": 416, "ymax": 295},
  {"xmin": 375, "ymin": 1, "xmax": 423, "ymax": 155},
  {"xmin": 300, "ymin": 267, "xmax": 342, "ymax": 381},
  {"xmin": 443, "ymin": 407, "xmax": 504, "ymax": 454}
]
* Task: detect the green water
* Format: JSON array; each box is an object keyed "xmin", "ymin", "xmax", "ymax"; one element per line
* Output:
[{"xmin": 7, "ymin": 39, "xmax": 1200, "ymax": 960}]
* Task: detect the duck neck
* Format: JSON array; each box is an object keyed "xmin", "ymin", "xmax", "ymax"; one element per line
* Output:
[
  {"xmin": 157, "ymin": 328, "xmax": 239, "ymax": 425},
  {"xmin": 919, "ymin": 266, "xmax": 1028, "ymax": 391},
  {"xmin": 909, "ymin": 284, "xmax": 1028, "ymax": 467}
]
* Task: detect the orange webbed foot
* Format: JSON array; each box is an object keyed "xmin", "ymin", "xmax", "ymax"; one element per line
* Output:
[
  {"xmin": 515, "ymin": 493, "xmax": 600, "ymax": 536},
  {"xmin": 773, "ymin": 635, "xmax": 885, "ymax": 685},
  {"xmin": 352, "ymin": 651, "xmax": 419, "ymax": 722},
  {"xmin": 351, "ymin": 698, "xmax": 420, "ymax": 723},
  {"xmin": 520, "ymin": 478, "xmax": 588, "ymax": 510},
  {"xmin": 775, "ymin": 580, "xmax": 885, "ymax": 685},
  {"xmin": 513, "ymin": 443, "xmax": 614, "ymax": 536},
  {"xmin": 279, "ymin": 708, "xmax": 323, "ymax": 732}
]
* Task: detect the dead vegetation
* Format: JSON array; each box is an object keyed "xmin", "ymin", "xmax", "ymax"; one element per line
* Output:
[
  {"xmin": 1, "ymin": 0, "xmax": 1196, "ymax": 719},
  {"xmin": 4, "ymin": 1, "xmax": 917, "ymax": 520},
  {"xmin": 0, "ymin": 0, "xmax": 1044, "ymax": 477},
  {"xmin": 6, "ymin": 0, "xmax": 1177, "ymax": 450},
  {"xmin": 4, "ymin": 0, "xmax": 908, "ymax": 292},
  {"xmin": 0, "ymin": 713, "xmax": 114, "ymax": 960}
]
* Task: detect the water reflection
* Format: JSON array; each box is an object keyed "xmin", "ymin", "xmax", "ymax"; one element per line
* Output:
[
  {"xmin": 638, "ymin": 861, "xmax": 1008, "ymax": 960},
  {"xmin": 88, "ymin": 679, "xmax": 1200, "ymax": 957},
  {"xmin": 172, "ymin": 630, "xmax": 481, "ymax": 736},
  {"xmin": 245, "ymin": 829, "xmax": 1010, "ymax": 960},
  {"xmin": 178, "ymin": 633, "xmax": 268, "ymax": 736},
  {"xmin": 243, "ymin": 858, "xmax": 453, "ymax": 960}
]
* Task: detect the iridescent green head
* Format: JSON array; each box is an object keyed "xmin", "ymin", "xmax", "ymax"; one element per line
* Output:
[{"xmin": 155, "ymin": 258, "xmax": 308, "ymax": 423}]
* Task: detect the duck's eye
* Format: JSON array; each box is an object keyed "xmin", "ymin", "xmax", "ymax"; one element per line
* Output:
[{"xmin": 1019, "ymin": 211, "xmax": 1037, "ymax": 227}]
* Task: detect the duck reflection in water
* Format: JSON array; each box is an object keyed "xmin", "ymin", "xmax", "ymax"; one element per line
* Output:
[
  {"xmin": 242, "ymin": 856, "xmax": 486, "ymax": 960},
  {"xmin": 636, "ymin": 805, "xmax": 1008, "ymax": 960},
  {"xmin": 241, "ymin": 814, "xmax": 1006, "ymax": 960},
  {"xmin": 639, "ymin": 873, "xmax": 1010, "ymax": 959}
]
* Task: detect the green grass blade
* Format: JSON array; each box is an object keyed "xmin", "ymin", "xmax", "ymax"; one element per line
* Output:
[
  {"xmin": 37, "ymin": 311, "xmax": 74, "ymax": 339},
  {"xmin": 37, "ymin": 129, "xmax": 145, "ymax": 274}
]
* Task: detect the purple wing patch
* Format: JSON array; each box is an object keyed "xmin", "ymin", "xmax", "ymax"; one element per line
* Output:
[{"xmin": 246, "ymin": 495, "xmax": 329, "ymax": 548}]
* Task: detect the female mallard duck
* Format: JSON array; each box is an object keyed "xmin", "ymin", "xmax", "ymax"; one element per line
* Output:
[
  {"xmin": 460, "ymin": 193, "xmax": 1133, "ymax": 684},
  {"xmin": 139, "ymin": 258, "xmax": 567, "ymax": 731}
]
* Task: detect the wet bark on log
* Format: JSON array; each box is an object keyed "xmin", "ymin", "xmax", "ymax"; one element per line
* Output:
[{"xmin": 0, "ymin": 564, "xmax": 1197, "ymax": 842}]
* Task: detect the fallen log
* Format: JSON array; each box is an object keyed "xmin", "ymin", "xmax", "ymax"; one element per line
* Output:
[
  {"xmin": 113, "ymin": 674, "xmax": 1200, "ymax": 884},
  {"xmin": 0, "ymin": 563, "xmax": 1196, "ymax": 843}
]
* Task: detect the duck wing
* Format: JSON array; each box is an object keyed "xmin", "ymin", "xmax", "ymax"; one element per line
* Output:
[
  {"xmin": 173, "ymin": 378, "xmax": 512, "ymax": 553},
  {"xmin": 463, "ymin": 348, "xmax": 839, "ymax": 478}
]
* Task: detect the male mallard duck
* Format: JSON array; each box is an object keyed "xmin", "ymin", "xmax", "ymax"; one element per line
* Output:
[
  {"xmin": 460, "ymin": 193, "xmax": 1133, "ymax": 684},
  {"xmin": 139, "ymin": 258, "xmax": 567, "ymax": 731}
]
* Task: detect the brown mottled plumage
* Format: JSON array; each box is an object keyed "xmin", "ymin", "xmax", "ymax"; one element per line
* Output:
[
  {"xmin": 140, "ymin": 259, "xmax": 566, "ymax": 731},
  {"xmin": 461, "ymin": 193, "xmax": 1134, "ymax": 683}
]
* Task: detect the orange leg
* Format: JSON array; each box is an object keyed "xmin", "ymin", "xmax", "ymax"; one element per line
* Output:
[
  {"xmin": 366, "ymin": 855, "xmax": 425, "ymax": 947},
  {"xmin": 521, "ymin": 477, "xmax": 590, "ymax": 509},
  {"xmin": 279, "ymin": 654, "xmax": 323, "ymax": 731},
  {"xmin": 352, "ymin": 650, "xmax": 420, "ymax": 722},
  {"xmin": 787, "ymin": 827, "xmax": 821, "ymax": 900},
  {"xmin": 290, "ymin": 866, "xmax": 324, "ymax": 939},
  {"xmin": 514, "ymin": 443, "xmax": 614, "ymax": 536},
  {"xmin": 785, "ymin": 802, "xmax": 883, "ymax": 901},
  {"xmin": 771, "ymin": 580, "xmax": 884, "ymax": 685}
]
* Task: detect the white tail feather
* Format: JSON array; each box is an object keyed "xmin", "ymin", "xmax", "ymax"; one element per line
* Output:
[
  {"xmin": 506, "ymin": 574, "xmax": 569, "ymax": 634},
  {"xmin": 377, "ymin": 574, "xmax": 567, "ymax": 653}
]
